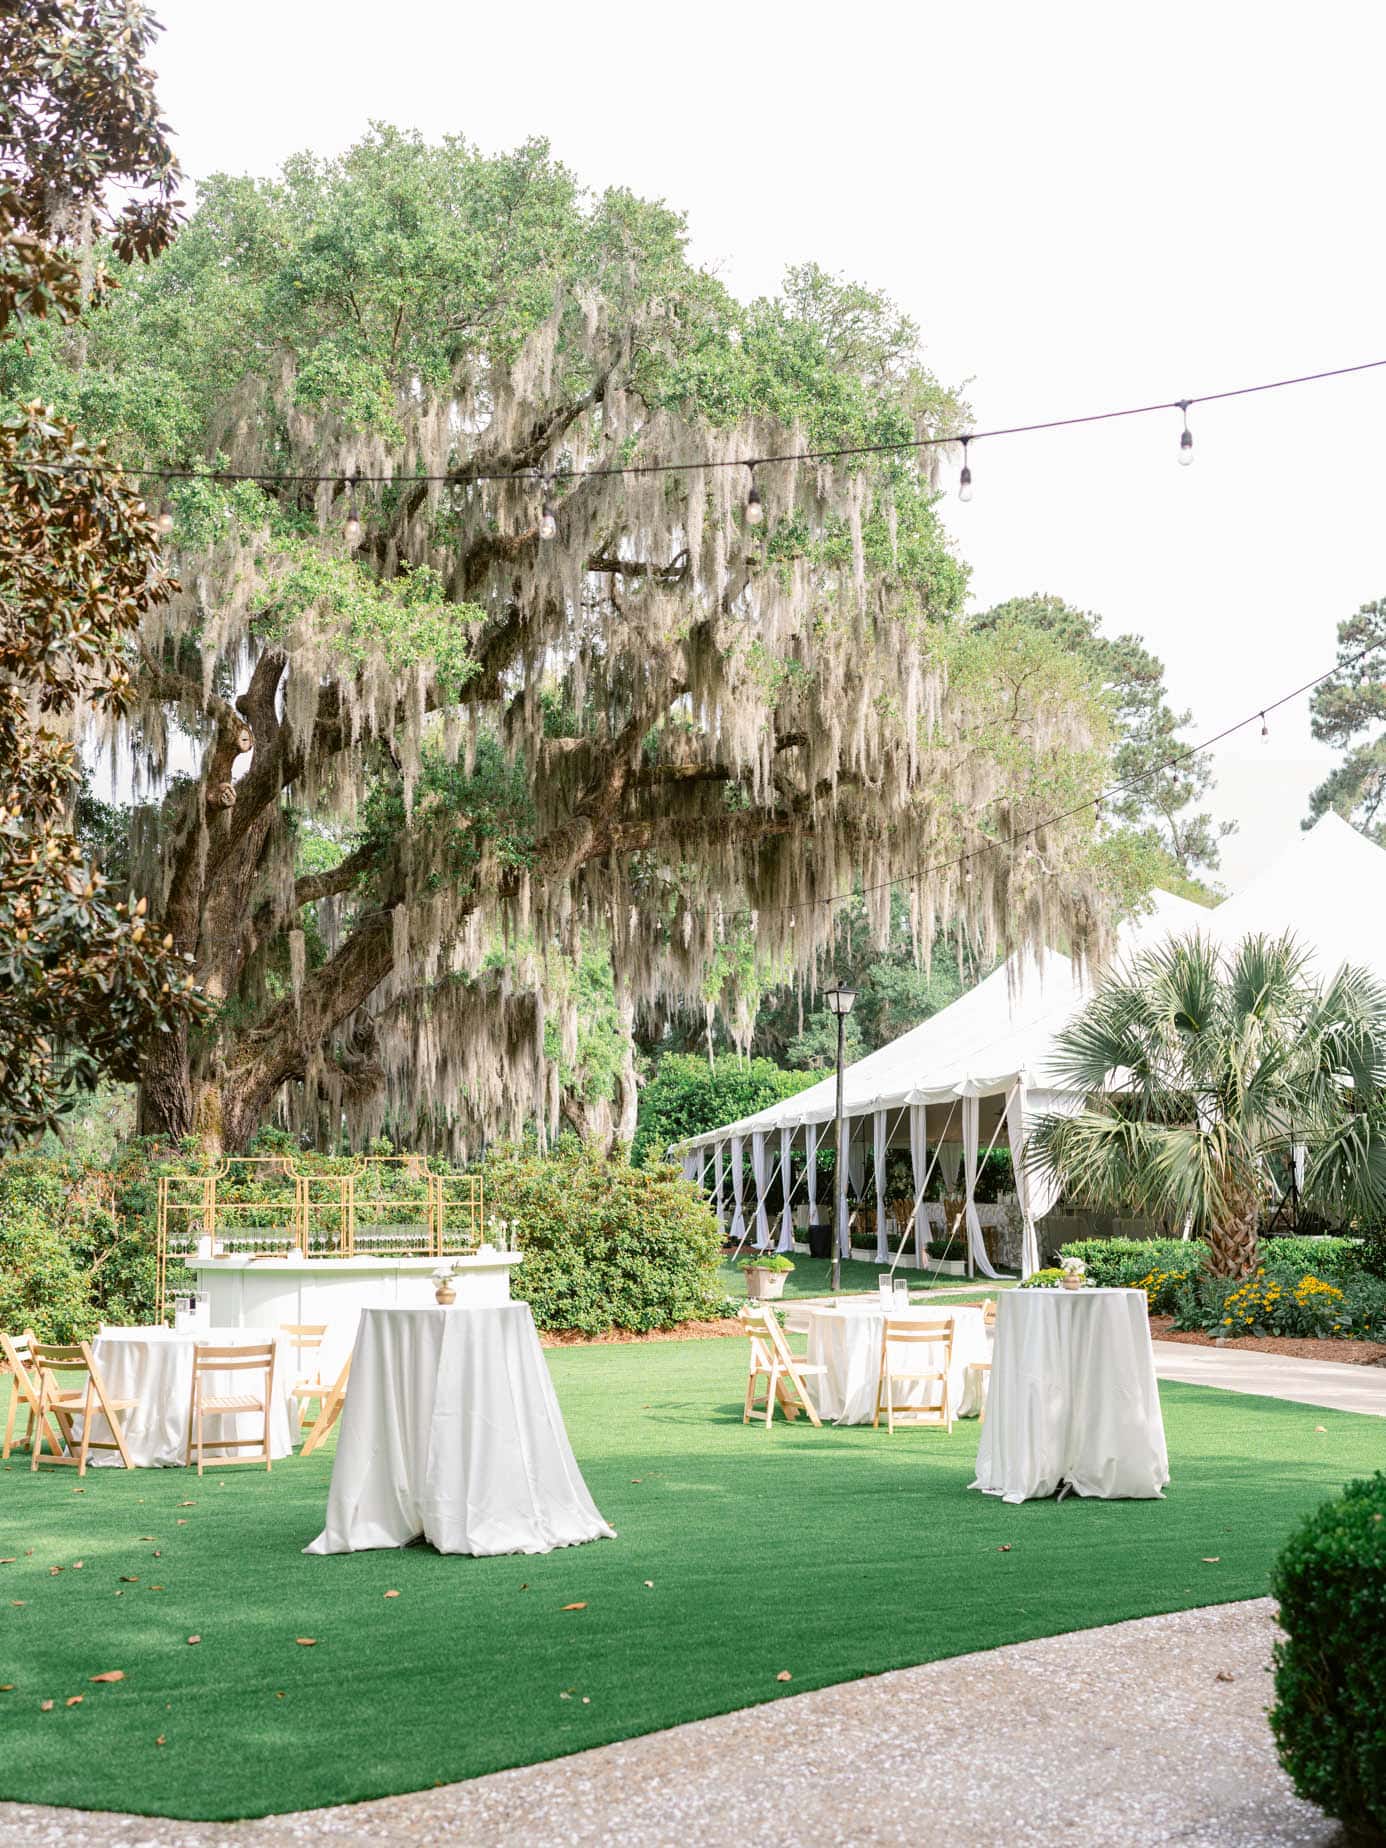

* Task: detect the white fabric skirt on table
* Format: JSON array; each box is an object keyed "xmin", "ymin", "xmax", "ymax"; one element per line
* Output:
[
  {"xmin": 305, "ymin": 1303, "xmax": 615, "ymax": 1557},
  {"xmin": 87, "ymin": 1327, "xmax": 297, "ymax": 1467},
  {"xmin": 806, "ymin": 1303, "xmax": 990, "ymax": 1424},
  {"xmin": 971, "ymin": 1288, "xmax": 1169, "ymax": 1503}
]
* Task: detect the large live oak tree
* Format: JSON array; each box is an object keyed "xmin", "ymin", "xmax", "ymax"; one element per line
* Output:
[{"xmin": 10, "ymin": 127, "xmax": 1145, "ymax": 1154}]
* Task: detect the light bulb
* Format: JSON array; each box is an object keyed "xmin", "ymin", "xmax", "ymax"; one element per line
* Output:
[
  {"xmin": 156, "ymin": 504, "xmax": 174, "ymax": 535},
  {"xmin": 746, "ymin": 483, "xmax": 763, "ymax": 526},
  {"xmin": 1178, "ymin": 428, "xmax": 1194, "ymax": 466},
  {"xmin": 539, "ymin": 501, "xmax": 557, "ymax": 540},
  {"xmin": 1261, "ymin": 712, "xmax": 1269, "ymax": 737},
  {"xmin": 958, "ymin": 466, "xmax": 973, "ymax": 502},
  {"xmin": 344, "ymin": 512, "xmax": 362, "ymax": 545}
]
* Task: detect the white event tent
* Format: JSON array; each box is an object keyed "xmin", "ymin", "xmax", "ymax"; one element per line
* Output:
[{"xmin": 673, "ymin": 815, "xmax": 1386, "ymax": 1281}]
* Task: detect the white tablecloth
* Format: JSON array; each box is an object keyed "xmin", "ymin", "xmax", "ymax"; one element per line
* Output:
[
  {"xmin": 971, "ymin": 1288, "xmax": 1169, "ymax": 1503},
  {"xmin": 89, "ymin": 1327, "xmax": 297, "ymax": 1467},
  {"xmin": 305, "ymin": 1304, "xmax": 615, "ymax": 1557},
  {"xmin": 806, "ymin": 1302, "xmax": 990, "ymax": 1424}
]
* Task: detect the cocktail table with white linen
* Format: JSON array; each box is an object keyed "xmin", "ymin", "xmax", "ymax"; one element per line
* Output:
[
  {"xmin": 305, "ymin": 1303, "xmax": 615, "ymax": 1557},
  {"xmin": 89, "ymin": 1326, "xmax": 297, "ymax": 1467},
  {"xmin": 971, "ymin": 1287, "xmax": 1169, "ymax": 1503},
  {"xmin": 806, "ymin": 1302, "xmax": 990, "ymax": 1425}
]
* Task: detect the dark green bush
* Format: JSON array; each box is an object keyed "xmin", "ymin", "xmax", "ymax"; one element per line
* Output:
[
  {"xmin": 1057, "ymin": 1234, "xmax": 1359, "ymax": 1291},
  {"xmin": 1271, "ymin": 1472, "xmax": 1386, "ymax": 1839},
  {"xmin": 482, "ymin": 1141, "xmax": 727, "ymax": 1334},
  {"xmin": 0, "ymin": 1206, "xmax": 94, "ymax": 1341}
]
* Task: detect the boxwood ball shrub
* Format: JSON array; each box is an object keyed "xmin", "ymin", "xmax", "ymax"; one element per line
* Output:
[
  {"xmin": 1271, "ymin": 1472, "xmax": 1386, "ymax": 1839},
  {"xmin": 481, "ymin": 1141, "xmax": 727, "ymax": 1334}
]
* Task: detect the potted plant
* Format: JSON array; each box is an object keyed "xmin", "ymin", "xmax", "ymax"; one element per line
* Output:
[
  {"xmin": 805, "ymin": 1221, "xmax": 832, "ymax": 1261},
  {"xmin": 926, "ymin": 1233, "xmax": 967, "ymax": 1277},
  {"xmin": 1059, "ymin": 1254, "xmax": 1087, "ymax": 1292},
  {"xmin": 738, "ymin": 1254, "xmax": 795, "ymax": 1299}
]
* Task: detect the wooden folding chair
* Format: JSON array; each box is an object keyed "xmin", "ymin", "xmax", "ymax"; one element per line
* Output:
[
  {"xmin": 280, "ymin": 1324, "xmax": 328, "ymax": 1433},
  {"xmin": 2, "ymin": 1329, "xmax": 52, "ymax": 1460},
  {"xmin": 741, "ymin": 1307, "xmax": 825, "ymax": 1429},
  {"xmin": 185, "ymin": 1342, "xmax": 277, "ymax": 1476},
  {"xmin": 970, "ymin": 1298, "xmax": 996, "ymax": 1423},
  {"xmin": 30, "ymin": 1343, "xmax": 136, "ymax": 1474},
  {"xmin": 299, "ymin": 1353, "xmax": 351, "ymax": 1457},
  {"xmin": 873, "ymin": 1317, "xmax": 954, "ymax": 1435}
]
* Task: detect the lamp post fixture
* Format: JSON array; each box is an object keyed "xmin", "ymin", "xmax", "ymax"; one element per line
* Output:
[{"xmin": 823, "ymin": 981, "xmax": 857, "ymax": 1294}]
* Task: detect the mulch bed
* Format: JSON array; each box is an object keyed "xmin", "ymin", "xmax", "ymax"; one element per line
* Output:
[{"xmin": 1149, "ymin": 1314, "xmax": 1386, "ymax": 1366}]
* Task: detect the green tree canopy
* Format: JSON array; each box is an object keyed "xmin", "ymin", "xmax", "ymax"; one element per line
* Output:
[
  {"xmin": 1305, "ymin": 598, "xmax": 1386, "ymax": 839},
  {"xmin": 9, "ymin": 127, "xmax": 1139, "ymax": 1154}
]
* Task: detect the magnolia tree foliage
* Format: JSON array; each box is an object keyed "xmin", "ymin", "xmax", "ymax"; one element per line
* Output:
[
  {"xmin": 0, "ymin": 0, "xmax": 204, "ymax": 1149},
  {"xmin": 11, "ymin": 129, "xmax": 1142, "ymax": 1154}
]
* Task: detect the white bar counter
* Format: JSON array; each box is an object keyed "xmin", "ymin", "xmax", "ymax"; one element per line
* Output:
[{"xmin": 182, "ymin": 1249, "xmax": 523, "ymax": 1380}]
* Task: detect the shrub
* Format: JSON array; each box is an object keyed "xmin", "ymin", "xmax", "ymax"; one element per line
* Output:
[
  {"xmin": 1057, "ymin": 1238, "xmax": 1195, "ymax": 1287},
  {"xmin": 0, "ymin": 1205, "xmax": 94, "ymax": 1341},
  {"xmin": 1262, "ymin": 1235, "xmax": 1359, "ymax": 1277},
  {"xmin": 482, "ymin": 1141, "xmax": 726, "ymax": 1334},
  {"xmin": 1270, "ymin": 1472, "xmax": 1386, "ymax": 1838},
  {"xmin": 926, "ymin": 1235, "xmax": 961, "ymax": 1260},
  {"xmin": 631, "ymin": 1054, "xmax": 819, "ymax": 1167},
  {"xmin": 739, "ymin": 1254, "xmax": 793, "ymax": 1272}
]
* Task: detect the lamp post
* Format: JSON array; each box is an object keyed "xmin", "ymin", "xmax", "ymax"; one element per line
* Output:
[{"xmin": 823, "ymin": 982, "xmax": 857, "ymax": 1294}]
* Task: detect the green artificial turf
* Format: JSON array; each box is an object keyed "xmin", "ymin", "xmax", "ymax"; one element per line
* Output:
[
  {"xmin": 0, "ymin": 1341, "xmax": 1376, "ymax": 1820},
  {"xmin": 716, "ymin": 1254, "xmax": 1019, "ymax": 1298}
]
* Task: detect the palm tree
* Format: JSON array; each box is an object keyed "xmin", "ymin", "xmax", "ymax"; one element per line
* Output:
[{"xmin": 1029, "ymin": 932, "xmax": 1386, "ymax": 1278}]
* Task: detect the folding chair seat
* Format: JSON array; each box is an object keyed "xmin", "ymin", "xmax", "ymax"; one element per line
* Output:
[
  {"xmin": 741, "ymin": 1307, "xmax": 825, "ymax": 1428},
  {"xmin": 969, "ymin": 1298, "xmax": 996, "ymax": 1423},
  {"xmin": 30, "ymin": 1343, "xmax": 137, "ymax": 1474},
  {"xmin": 186, "ymin": 1342, "xmax": 277, "ymax": 1475},
  {"xmin": 873, "ymin": 1317, "xmax": 954, "ymax": 1435},
  {"xmin": 299, "ymin": 1353, "xmax": 352, "ymax": 1457}
]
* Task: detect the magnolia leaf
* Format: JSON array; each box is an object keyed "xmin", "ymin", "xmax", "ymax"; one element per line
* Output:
[
  {"xmin": 559, "ymin": 1602, "xmax": 587, "ymax": 1612},
  {"xmin": 776, "ymin": 1670, "xmax": 792, "ymax": 1682},
  {"xmin": 89, "ymin": 1670, "xmax": 125, "ymax": 1682},
  {"xmin": 40, "ymin": 1699, "xmax": 53, "ymax": 1712},
  {"xmin": 295, "ymin": 1637, "xmax": 317, "ymax": 1646},
  {"xmin": 384, "ymin": 1590, "xmax": 399, "ymax": 1599},
  {"xmin": 186, "ymin": 1636, "xmax": 201, "ymax": 1645},
  {"xmin": 66, "ymin": 1695, "xmax": 83, "ymax": 1707}
]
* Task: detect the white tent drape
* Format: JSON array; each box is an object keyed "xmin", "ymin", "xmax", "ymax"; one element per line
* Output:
[
  {"xmin": 805, "ymin": 1120, "xmax": 818, "ymax": 1231},
  {"xmin": 682, "ymin": 1151, "xmax": 699, "ymax": 1185},
  {"xmin": 730, "ymin": 1134, "xmax": 746, "ymax": 1245},
  {"xmin": 1003, "ymin": 1083, "xmax": 1042, "ymax": 1278},
  {"xmin": 938, "ymin": 1140, "xmax": 963, "ymax": 1192},
  {"xmin": 873, "ymin": 1108, "xmax": 890, "ymax": 1262},
  {"xmin": 962, "ymin": 1094, "xmax": 1001, "ymax": 1280},
  {"xmin": 713, "ymin": 1141, "xmax": 726, "ymax": 1236},
  {"xmin": 848, "ymin": 1127, "xmax": 865, "ymax": 1201},
  {"xmin": 777, "ymin": 1125, "xmax": 796, "ymax": 1252},
  {"xmin": 909, "ymin": 1102, "xmax": 929, "ymax": 1267},
  {"xmin": 751, "ymin": 1131, "xmax": 771, "ymax": 1250}
]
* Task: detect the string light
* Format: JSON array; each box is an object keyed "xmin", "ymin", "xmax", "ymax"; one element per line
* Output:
[
  {"xmin": 745, "ymin": 466, "xmax": 764, "ymax": 527},
  {"xmin": 343, "ymin": 471, "xmax": 362, "ymax": 547},
  {"xmin": 155, "ymin": 503, "xmax": 174, "ymax": 534},
  {"xmin": 958, "ymin": 436, "xmax": 973, "ymax": 502},
  {"xmin": 1261, "ymin": 712, "xmax": 1269, "ymax": 737},
  {"xmin": 45, "ymin": 357, "xmax": 1386, "ymax": 494},
  {"xmin": 1177, "ymin": 400, "xmax": 1193, "ymax": 466},
  {"xmin": 539, "ymin": 478, "xmax": 558, "ymax": 541}
]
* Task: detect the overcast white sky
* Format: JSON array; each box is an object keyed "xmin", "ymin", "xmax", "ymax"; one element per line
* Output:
[{"xmin": 146, "ymin": 0, "xmax": 1386, "ymax": 889}]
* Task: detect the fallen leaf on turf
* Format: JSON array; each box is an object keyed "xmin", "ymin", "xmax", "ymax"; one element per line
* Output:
[
  {"xmin": 581, "ymin": 1696, "xmax": 590, "ymax": 1704},
  {"xmin": 177, "ymin": 1501, "xmax": 196, "ymax": 1507},
  {"xmin": 11, "ymin": 1600, "xmax": 25, "ymax": 1607},
  {"xmin": 175, "ymin": 1520, "xmax": 187, "ymax": 1526},
  {"xmin": 186, "ymin": 1636, "xmax": 201, "ymax": 1646},
  {"xmin": 998, "ymin": 1544, "xmax": 1012, "ymax": 1553},
  {"xmin": 631, "ymin": 1478, "xmax": 642, "ymax": 1483},
  {"xmin": 643, "ymin": 1580, "xmax": 654, "ymax": 1588},
  {"xmin": 384, "ymin": 1590, "xmax": 399, "ymax": 1599},
  {"xmin": 40, "ymin": 1699, "xmax": 53, "ymax": 1711},
  {"xmin": 1215, "ymin": 1670, "xmax": 1235, "ymax": 1683},
  {"xmin": 150, "ymin": 1585, "xmax": 164, "ymax": 1591},
  {"xmin": 776, "ymin": 1671, "xmax": 792, "ymax": 1682},
  {"xmin": 48, "ymin": 1567, "xmax": 62, "ymax": 1576},
  {"xmin": 138, "ymin": 1536, "xmax": 156, "ymax": 1542},
  {"xmin": 89, "ymin": 1671, "xmax": 125, "ymax": 1682},
  {"xmin": 560, "ymin": 1602, "xmax": 587, "ymax": 1611},
  {"xmin": 0, "ymin": 1684, "xmax": 13, "ymax": 1691},
  {"xmin": 275, "ymin": 1691, "xmax": 285, "ymax": 1699},
  {"xmin": 120, "ymin": 1576, "xmax": 139, "ymax": 1584},
  {"xmin": 152, "ymin": 1551, "xmax": 161, "ymax": 1557},
  {"xmin": 66, "ymin": 1695, "xmax": 83, "ymax": 1707},
  {"xmin": 156, "ymin": 1735, "xmax": 166, "ymax": 1746},
  {"xmin": 71, "ymin": 1489, "xmax": 84, "ymax": 1495},
  {"xmin": 71, "ymin": 1561, "xmax": 83, "ymax": 1568},
  {"xmin": 1201, "ymin": 1557, "xmax": 1221, "ymax": 1564},
  {"xmin": 0, "ymin": 1558, "xmax": 14, "ymax": 1565},
  {"xmin": 295, "ymin": 1637, "xmax": 317, "ymax": 1647},
  {"xmin": 1314, "ymin": 1425, "xmax": 1326, "ymax": 1433}
]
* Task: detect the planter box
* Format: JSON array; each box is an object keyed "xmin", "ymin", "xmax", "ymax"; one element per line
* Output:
[
  {"xmin": 930, "ymin": 1258, "xmax": 968, "ymax": 1277},
  {"xmin": 745, "ymin": 1268, "xmax": 789, "ymax": 1300}
]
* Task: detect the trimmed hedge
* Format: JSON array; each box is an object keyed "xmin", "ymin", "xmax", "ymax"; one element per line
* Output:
[
  {"xmin": 482, "ymin": 1141, "xmax": 728, "ymax": 1334},
  {"xmin": 1056, "ymin": 1234, "xmax": 1360, "ymax": 1289},
  {"xmin": 1271, "ymin": 1472, "xmax": 1386, "ymax": 1839}
]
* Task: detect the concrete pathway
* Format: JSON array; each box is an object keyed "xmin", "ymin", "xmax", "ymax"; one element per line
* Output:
[
  {"xmin": 1153, "ymin": 1339, "xmax": 1386, "ymax": 1416},
  {"xmin": 0, "ymin": 1599, "xmax": 1344, "ymax": 1847}
]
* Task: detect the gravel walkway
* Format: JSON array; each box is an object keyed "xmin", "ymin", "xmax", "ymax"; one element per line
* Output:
[{"xmin": 0, "ymin": 1599, "xmax": 1343, "ymax": 1846}]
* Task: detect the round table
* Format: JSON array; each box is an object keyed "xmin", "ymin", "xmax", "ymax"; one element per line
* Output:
[
  {"xmin": 970, "ymin": 1287, "xmax": 1169, "ymax": 1503},
  {"xmin": 806, "ymin": 1301, "xmax": 990, "ymax": 1424},
  {"xmin": 305, "ymin": 1304, "xmax": 615, "ymax": 1557},
  {"xmin": 89, "ymin": 1326, "xmax": 298, "ymax": 1468}
]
